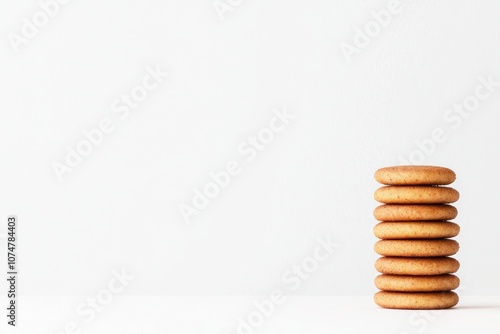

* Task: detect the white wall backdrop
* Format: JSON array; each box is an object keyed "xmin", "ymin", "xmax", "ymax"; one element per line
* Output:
[{"xmin": 1, "ymin": 0, "xmax": 500, "ymax": 300}]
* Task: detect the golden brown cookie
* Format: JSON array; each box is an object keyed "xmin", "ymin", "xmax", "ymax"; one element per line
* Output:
[
  {"xmin": 375, "ymin": 166, "xmax": 456, "ymax": 186},
  {"xmin": 373, "ymin": 204, "xmax": 457, "ymax": 221},
  {"xmin": 375, "ymin": 274, "xmax": 460, "ymax": 292},
  {"xmin": 375, "ymin": 257, "xmax": 460, "ymax": 275},
  {"xmin": 374, "ymin": 291, "xmax": 458, "ymax": 309},
  {"xmin": 374, "ymin": 186, "xmax": 459, "ymax": 204},
  {"xmin": 373, "ymin": 221, "xmax": 460, "ymax": 239},
  {"xmin": 375, "ymin": 239, "xmax": 459, "ymax": 257}
]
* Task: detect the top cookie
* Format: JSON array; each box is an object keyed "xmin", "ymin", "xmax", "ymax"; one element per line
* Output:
[{"xmin": 375, "ymin": 166, "xmax": 456, "ymax": 185}]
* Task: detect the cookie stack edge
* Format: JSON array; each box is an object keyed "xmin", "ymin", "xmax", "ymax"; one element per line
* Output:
[{"xmin": 373, "ymin": 166, "xmax": 460, "ymax": 310}]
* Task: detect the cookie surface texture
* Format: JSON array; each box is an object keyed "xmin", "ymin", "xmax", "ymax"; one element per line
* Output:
[
  {"xmin": 375, "ymin": 274, "xmax": 460, "ymax": 292},
  {"xmin": 375, "ymin": 166, "xmax": 456, "ymax": 186},
  {"xmin": 373, "ymin": 204, "xmax": 457, "ymax": 221},
  {"xmin": 374, "ymin": 221, "xmax": 460, "ymax": 239},
  {"xmin": 374, "ymin": 239, "xmax": 459, "ymax": 257},
  {"xmin": 375, "ymin": 257, "xmax": 460, "ymax": 275},
  {"xmin": 374, "ymin": 186, "xmax": 459, "ymax": 204},
  {"xmin": 374, "ymin": 291, "xmax": 459, "ymax": 309}
]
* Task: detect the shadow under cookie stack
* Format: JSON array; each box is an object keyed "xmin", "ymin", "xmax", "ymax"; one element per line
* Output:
[{"xmin": 373, "ymin": 166, "xmax": 460, "ymax": 309}]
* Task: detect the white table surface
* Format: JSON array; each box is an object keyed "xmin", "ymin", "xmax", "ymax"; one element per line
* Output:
[{"xmin": 4, "ymin": 295, "xmax": 499, "ymax": 334}]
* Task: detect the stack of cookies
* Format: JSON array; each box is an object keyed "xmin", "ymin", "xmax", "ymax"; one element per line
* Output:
[{"xmin": 373, "ymin": 166, "xmax": 460, "ymax": 309}]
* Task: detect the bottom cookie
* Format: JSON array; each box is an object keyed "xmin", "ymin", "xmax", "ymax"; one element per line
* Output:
[{"xmin": 374, "ymin": 291, "xmax": 458, "ymax": 309}]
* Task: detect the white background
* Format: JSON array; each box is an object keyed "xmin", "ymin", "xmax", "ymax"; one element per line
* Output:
[{"xmin": 1, "ymin": 0, "xmax": 500, "ymax": 332}]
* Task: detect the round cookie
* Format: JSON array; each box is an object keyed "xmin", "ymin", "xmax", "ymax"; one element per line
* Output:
[
  {"xmin": 375, "ymin": 239, "xmax": 459, "ymax": 257},
  {"xmin": 375, "ymin": 274, "xmax": 460, "ymax": 292},
  {"xmin": 373, "ymin": 204, "xmax": 457, "ymax": 221},
  {"xmin": 375, "ymin": 257, "xmax": 460, "ymax": 275},
  {"xmin": 374, "ymin": 291, "xmax": 458, "ymax": 309},
  {"xmin": 374, "ymin": 186, "xmax": 459, "ymax": 204},
  {"xmin": 374, "ymin": 221, "xmax": 460, "ymax": 239},
  {"xmin": 375, "ymin": 166, "xmax": 456, "ymax": 186}
]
